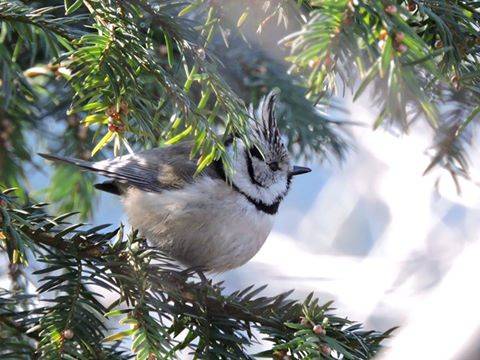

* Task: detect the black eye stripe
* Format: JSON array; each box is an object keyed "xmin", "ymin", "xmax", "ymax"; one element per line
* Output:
[
  {"xmin": 249, "ymin": 146, "xmax": 264, "ymax": 160},
  {"xmin": 245, "ymin": 149, "xmax": 265, "ymax": 187}
]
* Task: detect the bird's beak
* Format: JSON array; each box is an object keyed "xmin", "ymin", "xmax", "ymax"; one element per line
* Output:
[{"xmin": 290, "ymin": 165, "xmax": 311, "ymax": 176}]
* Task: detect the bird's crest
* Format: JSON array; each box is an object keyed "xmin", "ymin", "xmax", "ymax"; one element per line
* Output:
[{"xmin": 249, "ymin": 89, "xmax": 287, "ymax": 159}]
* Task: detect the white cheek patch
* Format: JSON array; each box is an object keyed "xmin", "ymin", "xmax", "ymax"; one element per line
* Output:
[{"xmin": 229, "ymin": 143, "xmax": 290, "ymax": 205}]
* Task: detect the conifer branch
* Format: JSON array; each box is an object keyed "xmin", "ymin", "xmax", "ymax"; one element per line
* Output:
[
  {"xmin": 0, "ymin": 191, "xmax": 391, "ymax": 359},
  {"xmin": 0, "ymin": 2, "xmax": 81, "ymax": 41}
]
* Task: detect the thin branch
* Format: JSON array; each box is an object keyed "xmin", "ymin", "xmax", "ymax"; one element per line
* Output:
[
  {"xmin": 0, "ymin": 3, "xmax": 79, "ymax": 41},
  {"xmin": 20, "ymin": 223, "xmax": 286, "ymax": 331},
  {"xmin": 20, "ymin": 227, "xmax": 106, "ymax": 258},
  {"xmin": 0, "ymin": 314, "xmax": 40, "ymax": 342}
]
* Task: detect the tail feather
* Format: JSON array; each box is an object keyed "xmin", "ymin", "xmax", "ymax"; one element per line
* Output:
[
  {"xmin": 39, "ymin": 151, "xmax": 161, "ymax": 193},
  {"xmin": 38, "ymin": 153, "xmax": 96, "ymax": 171},
  {"xmin": 38, "ymin": 152, "xmax": 116, "ymax": 177},
  {"xmin": 39, "ymin": 153, "xmax": 124, "ymax": 196}
]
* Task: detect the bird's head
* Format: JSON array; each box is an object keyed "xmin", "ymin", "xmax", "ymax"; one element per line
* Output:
[{"xmin": 226, "ymin": 89, "xmax": 311, "ymax": 211}]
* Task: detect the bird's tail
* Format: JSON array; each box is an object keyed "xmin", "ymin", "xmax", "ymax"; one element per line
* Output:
[
  {"xmin": 38, "ymin": 153, "xmax": 97, "ymax": 172},
  {"xmin": 38, "ymin": 153, "xmax": 123, "ymax": 195}
]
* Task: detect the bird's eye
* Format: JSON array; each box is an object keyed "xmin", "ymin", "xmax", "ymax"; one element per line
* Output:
[{"xmin": 268, "ymin": 161, "xmax": 280, "ymax": 171}]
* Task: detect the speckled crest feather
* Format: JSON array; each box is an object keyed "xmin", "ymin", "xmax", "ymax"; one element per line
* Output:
[{"xmin": 249, "ymin": 89, "xmax": 288, "ymax": 162}]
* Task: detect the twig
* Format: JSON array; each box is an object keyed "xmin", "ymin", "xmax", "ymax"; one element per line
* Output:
[
  {"xmin": 0, "ymin": 314, "xmax": 40, "ymax": 342},
  {"xmin": 20, "ymin": 227, "xmax": 106, "ymax": 258}
]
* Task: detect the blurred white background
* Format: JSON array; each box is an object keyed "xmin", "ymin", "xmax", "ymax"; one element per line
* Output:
[
  {"xmin": 216, "ymin": 98, "xmax": 480, "ymax": 359},
  {"xmin": 211, "ymin": 2, "xmax": 480, "ymax": 357},
  {"xmin": 3, "ymin": 1, "xmax": 480, "ymax": 357},
  {"xmin": 73, "ymin": 96, "xmax": 479, "ymax": 359},
  {"xmin": 3, "ymin": 92, "xmax": 479, "ymax": 359}
]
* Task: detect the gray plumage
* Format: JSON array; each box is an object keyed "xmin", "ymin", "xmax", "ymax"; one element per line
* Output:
[
  {"xmin": 39, "ymin": 90, "xmax": 311, "ymax": 272},
  {"xmin": 40, "ymin": 142, "xmax": 219, "ymax": 193}
]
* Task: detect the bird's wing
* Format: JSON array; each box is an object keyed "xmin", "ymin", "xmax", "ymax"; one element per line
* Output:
[{"xmin": 39, "ymin": 142, "xmax": 220, "ymax": 193}]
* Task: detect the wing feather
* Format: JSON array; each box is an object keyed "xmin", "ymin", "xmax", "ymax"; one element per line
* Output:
[{"xmin": 39, "ymin": 143, "xmax": 218, "ymax": 193}]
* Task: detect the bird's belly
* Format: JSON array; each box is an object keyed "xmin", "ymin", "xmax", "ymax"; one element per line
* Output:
[{"xmin": 122, "ymin": 177, "xmax": 275, "ymax": 272}]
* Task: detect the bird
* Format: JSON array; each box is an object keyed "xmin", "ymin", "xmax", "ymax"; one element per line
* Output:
[{"xmin": 39, "ymin": 90, "xmax": 311, "ymax": 272}]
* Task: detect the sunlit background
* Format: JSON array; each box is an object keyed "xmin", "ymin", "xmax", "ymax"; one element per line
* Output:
[
  {"xmin": 2, "ymin": 73, "xmax": 480, "ymax": 360},
  {"xmin": 219, "ymin": 98, "xmax": 480, "ymax": 360},
  {"xmin": 2, "ymin": 1, "xmax": 479, "ymax": 358},
  {"xmin": 14, "ymin": 95, "xmax": 478, "ymax": 359},
  {"xmin": 215, "ymin": 2, "xmax": 480, "ymax": 358}
]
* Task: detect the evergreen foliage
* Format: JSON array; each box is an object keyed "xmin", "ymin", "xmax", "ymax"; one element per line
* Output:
[
  {"xmin": 1, "ymin": 0, "xmax": 479, "ymax": 358},
  {"xmin": 286, "ymin": 0, "xmax": 480, "ymax": 180},
  {"xmin": 0, "ymin": 190, "xmax": 392, "ymax": 359}
]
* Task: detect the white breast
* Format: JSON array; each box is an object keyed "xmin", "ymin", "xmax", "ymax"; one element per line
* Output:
[{"xmin": 122, "ymin": 177, "xmax": 275, "ymax": 272}]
